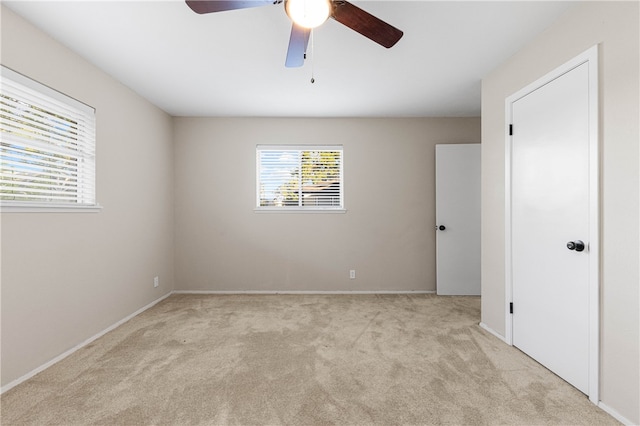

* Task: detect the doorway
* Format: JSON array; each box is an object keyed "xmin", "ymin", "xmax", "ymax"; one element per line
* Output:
[{"xmin": 504, "ymin": 46, "xmax": 599, "ymax": 402}]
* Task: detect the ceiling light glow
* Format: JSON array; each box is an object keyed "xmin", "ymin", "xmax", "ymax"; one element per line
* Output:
[{"xmin": 285, "ymin": 0, "xmax": 331, "ymax": 29}]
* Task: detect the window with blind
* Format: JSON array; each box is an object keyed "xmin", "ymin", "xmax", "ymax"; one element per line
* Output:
[
  {"xmin": 0, "ymin": 66, "xmax": 97, "ymax": 210},
  {"xmin": 256, "ymin": 145, "xmax": 344, "ymax": 211}
]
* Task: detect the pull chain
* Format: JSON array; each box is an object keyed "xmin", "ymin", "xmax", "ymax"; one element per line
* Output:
[{"xmin": 310, "ymin": 29, "xmax": 315, "ymax": 84}]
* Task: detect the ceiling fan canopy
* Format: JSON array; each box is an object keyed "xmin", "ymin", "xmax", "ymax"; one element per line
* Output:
[{"xmin": 185, "ymin": 0, "xmax": 403, "ymax": 67}]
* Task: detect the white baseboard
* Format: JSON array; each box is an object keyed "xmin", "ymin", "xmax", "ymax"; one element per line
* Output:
[
  {"xmin": 0, "ymin": 291, "xmax": 173, "ymax": 395},
  {"xmin": 173, "ymin": 290, "xmax": 436, "ymax": 295},
  {"xmin": 478, "ymin": 322, "xmax": 509, "ymax": 344},
  {"xmin": 598, "ymin": 401, "xmax": 636, "ymax": 426}
]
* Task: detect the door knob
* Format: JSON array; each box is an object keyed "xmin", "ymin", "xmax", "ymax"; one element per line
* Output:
[
  {"xmin": 566, "ymin": 240, "xmax": 585, "ymax": 252},
  {"xmin": 437, "ymin": 225, "xmax": 446, "ymax": 231}
]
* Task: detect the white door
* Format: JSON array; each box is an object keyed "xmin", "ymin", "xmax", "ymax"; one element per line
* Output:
[
  {"xmin": 435, "ymin": 144, "xmax": 481, "ymax": 295},
  {"xmin": 508, "ymin": 50, "xmax": 598, "ymax": 396}
]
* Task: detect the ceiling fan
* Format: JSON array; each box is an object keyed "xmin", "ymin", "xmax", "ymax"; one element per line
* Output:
[{"xmin": 185, "ymin": 0, "xmax": 404, "ymax": 67}]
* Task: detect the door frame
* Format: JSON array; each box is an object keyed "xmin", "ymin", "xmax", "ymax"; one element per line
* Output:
[{"xmin": 504, "ymin": 45, "xmax": 599, "ymax": 403}]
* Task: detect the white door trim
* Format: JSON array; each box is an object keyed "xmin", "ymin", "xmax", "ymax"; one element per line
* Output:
[{"xmin": 504, "ymin": 45, "xmax": 599, "ymax": 404}]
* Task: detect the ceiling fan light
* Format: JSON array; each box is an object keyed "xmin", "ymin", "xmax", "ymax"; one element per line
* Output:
[{"xmin": 285, "ymin": 0, "xmax": 331, "ymax": 29}]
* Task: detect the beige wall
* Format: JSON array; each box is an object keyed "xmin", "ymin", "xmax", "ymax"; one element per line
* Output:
[
  {"xmin": 174, "ymin": 117, "xmax": 479, "ymax": 292},
  {"xmin": 0, "ymin": 7, "xmax": 175, "ymax": 387},
  {"xmin": 481, "ymin": 2, "xmax": 639, "ymax": 423}
]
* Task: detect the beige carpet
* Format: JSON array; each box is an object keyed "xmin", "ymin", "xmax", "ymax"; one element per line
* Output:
[{"xmin": 1, "ymin": 294, "xmax": 617, "ymax": 425}]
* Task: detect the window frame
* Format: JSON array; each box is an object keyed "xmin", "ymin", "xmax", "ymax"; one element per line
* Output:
[
  {"xmin": 255, "ymin": 144, "xmax": 346, "ymax": 213},
  {"xmin": 0, "ymin": 66, "xmax": 100, "ymax": 213}
]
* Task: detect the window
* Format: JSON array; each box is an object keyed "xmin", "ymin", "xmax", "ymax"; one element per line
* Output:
[
  {"xmin": 0, "ymin": 66, "xmax": 97, "ymax": 211},
  {"xmin": 256, "ymin": 145, "xmax": 344, "ymax": 211}
]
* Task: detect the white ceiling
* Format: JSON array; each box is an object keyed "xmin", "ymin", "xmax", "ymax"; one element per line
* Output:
[{"xmin": 5, "ymin": 1, "xmax": 574, "ymax": 117}]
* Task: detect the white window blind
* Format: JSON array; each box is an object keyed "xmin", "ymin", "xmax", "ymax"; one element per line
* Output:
[
  {"xmin": 0, "ymin": 66, "xmax": 96, "ymax": 209},
  {"xmin": 256, "ymin": 145, "xmax": 343, "ymax": 211}
]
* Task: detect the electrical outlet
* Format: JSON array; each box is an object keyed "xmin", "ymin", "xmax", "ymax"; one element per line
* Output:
[
  {"xmin": 154, "ymin": 276, "xmax": 159, "ymax": 288},
  {"xmin": 349, "ymin": 270, "xmax": 356, "ymax": 279}
]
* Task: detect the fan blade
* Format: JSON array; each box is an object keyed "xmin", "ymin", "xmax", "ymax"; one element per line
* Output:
[
  {"xmin": 285, "ymin": 24, "xmax": 311, "ymax": 68},
  {"xmin": 186, "ymin": 0, "xmax": 277, "ymax": 14},
  {"xmin": 331, "ymin": 1, "xmax": 403, "ymax": 48}
]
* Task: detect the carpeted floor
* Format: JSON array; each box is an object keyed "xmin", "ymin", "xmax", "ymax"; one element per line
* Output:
[{"xmin": 1, "ymin": 294, "xmax": 618, "ymax": 425}]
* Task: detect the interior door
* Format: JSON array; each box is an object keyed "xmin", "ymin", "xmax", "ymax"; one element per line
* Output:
[
  {"xmin": 510, "ymin": 61, "xmax": 592, "ymax": 394},
  {"xmin": 435, "ymin": 143, "xmax": 481, "ymax": 296}
]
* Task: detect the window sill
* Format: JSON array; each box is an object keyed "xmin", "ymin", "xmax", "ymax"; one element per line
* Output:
[
  {"xmin": 0, "ymin": 203, "xmax": 103, "ymax": 213},
  {"xmin": 254, "ymin": 208, "xmax": 347, "ymax": 214}
]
